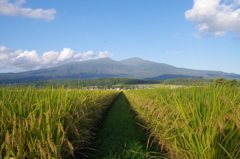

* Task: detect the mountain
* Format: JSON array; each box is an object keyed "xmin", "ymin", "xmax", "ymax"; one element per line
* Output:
[{"xmin": 0, "ymin": 57, "xmax": 240, "ymax": 83}]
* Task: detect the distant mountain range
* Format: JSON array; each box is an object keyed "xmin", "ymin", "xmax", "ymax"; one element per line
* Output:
[{"xmin": 1, "ymin": 57, "xmax": 240, "ymax": 83}]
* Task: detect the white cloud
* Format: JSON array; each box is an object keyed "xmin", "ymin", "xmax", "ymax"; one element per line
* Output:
[
  {"xmin": 0, "ymin": 54, "xmax": 8, "ymax": 60},
  {"xmin": 74, "ymin": 51, "xmax": 95, "ymax": 59},
  {"xmin": 185, "ymin": 0, "xmax": 240, "ymax": 37},
  {"xmin": 57, "ymin": 48, "xmax": 74, "ymax": 62},
  {"xmin": 12, "ymin": 50, "xmax": 39, "ymax": 68},
  {"xmin": 0, "ymin": 46, "xmax": 113, "ymax": 72},
  {"xmin": 41, "ymin": 51, "xmax": 59, "ymax": 64},
  {"xmin": 98, "ymin": 51, "xmax": 113, "ymax": 58},
  {"xmin": 0, "ymin": 0, "xmax": 56, "ymax": 20}
]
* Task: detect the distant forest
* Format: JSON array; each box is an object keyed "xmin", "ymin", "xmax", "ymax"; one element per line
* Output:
[{"xmin": 2, "ymin": 78, "xmax": 237, "ymax": 89}]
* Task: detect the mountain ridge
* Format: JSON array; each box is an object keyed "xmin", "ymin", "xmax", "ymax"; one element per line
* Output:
[{"xmin": 0, "ymin": 57, "xmax": 240, "ymax": 83}]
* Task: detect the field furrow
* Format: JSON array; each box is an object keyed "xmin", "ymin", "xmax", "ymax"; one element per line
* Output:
[{"xmin": 91, "ymin": 92, "xmax": 166, "ymax": 159}]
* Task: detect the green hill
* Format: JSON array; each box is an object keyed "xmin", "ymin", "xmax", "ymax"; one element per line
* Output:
[{"xmin": 0, "ymin": 57, "xmax": 239, "ymax": 84}]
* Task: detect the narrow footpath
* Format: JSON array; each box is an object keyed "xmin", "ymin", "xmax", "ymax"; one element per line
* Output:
[{"xmin": 91, "ymin": 92, "xmax": 165, "ymax": 159}]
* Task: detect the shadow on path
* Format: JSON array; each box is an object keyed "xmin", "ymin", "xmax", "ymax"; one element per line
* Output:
[{"xmin": 90, "ymin": 92, "xmax": 166, "ymax": 159}]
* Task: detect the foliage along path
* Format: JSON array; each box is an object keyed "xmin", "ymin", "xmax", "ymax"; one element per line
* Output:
[{"xmin": 91, "ymin": 92, "xmax": 166, "ymax": 159}]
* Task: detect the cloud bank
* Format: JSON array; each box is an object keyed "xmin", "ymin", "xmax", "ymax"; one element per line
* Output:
[
  {"xmin": 0, "ymin": 46, "xmax": 113, "ymax": 72},
  {"xmin": 185, "ymin": 0, "xmax": 240, "ymax": 37},
  {"xmin": 0, "ymin": 0, "xmax": 56, "ymax": 20}
]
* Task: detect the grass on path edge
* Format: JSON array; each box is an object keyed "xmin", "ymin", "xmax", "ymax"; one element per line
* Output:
[{"xmin": 91, "ymin": 92, "xmax": 166, "ymax": 159}]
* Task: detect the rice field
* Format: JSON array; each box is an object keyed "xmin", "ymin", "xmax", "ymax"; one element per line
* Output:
[
  {"xmin": 0, "ymin": 87, "xmax": 120, "ymax": 158},
  {"xmin": 124, "ymin": 86, "xmax": 240, "ymax": 159},
  {"xmin": 1, "ymin": 85, "xmax": 240, "ymax": 159}
]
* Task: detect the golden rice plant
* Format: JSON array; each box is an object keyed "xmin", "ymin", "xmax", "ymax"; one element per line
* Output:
[
  {"xmin": 0, "ymin": 86, "xmax": 119, "ymax": 158},
  {"xmin": 124, "ymin": 86, "xmax": 240, "ymax": 159}
]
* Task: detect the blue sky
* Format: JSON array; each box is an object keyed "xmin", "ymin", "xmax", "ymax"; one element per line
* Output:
[{"xmin": 0, "ymin": 0, "xmax": 240, "ymax": 74}]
